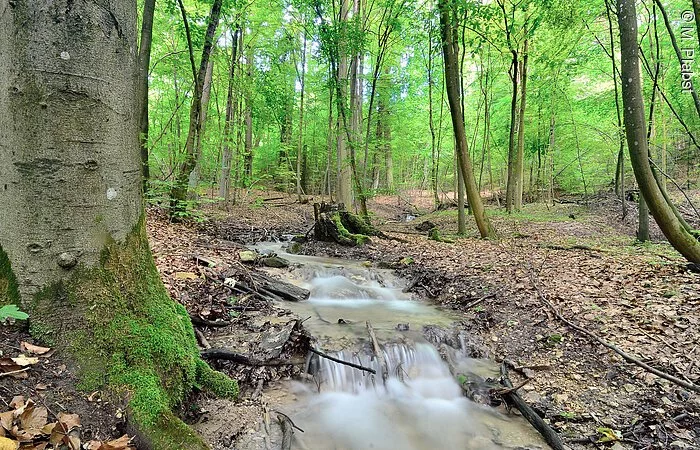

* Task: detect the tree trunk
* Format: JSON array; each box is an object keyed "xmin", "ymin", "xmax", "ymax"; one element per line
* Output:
[
  {"xmin": 336, "ymin": 0, "xmax": 353, "ymax": 208},
  {"xmin": 438, "ymin": 0, "xmax": 495, "ymax": 238},
  {"xmin": 188, "ymin": 57, "xmax": 215, "ymax": 197},
  {"xmin": 244, "ymin": 43, "xmax": 254, "ymax": 186},
  {"xmin": 617, "ymin": 0, "xmax": 700, "ymax": 263},
  {"xmin": 427, "ymin": 23, "xmax": 440, "ymax": 208},
  {"xmin": 219, "ymin": 27, "xmax": 241, "ymax": 203},
  {"xmin": 505, "ymin": 50, "xmax": 519, "ymax": 213},
  {"xmin": 638, "ymin": 193, "xmax": 650, "ymax": 242},
  {"xmin": 0, "ymin": 1, "xmax": 236, "ymax": 447},
  {"xmin": 169, "ymin": 0, "xmax": 224, "ymax": 217},
  {"xmin": 457, "ymin": 145, "xmax": 467, "ymax": 234},
  {"xmin": 514, "ymin": 39, "xmax": 528, "ymax": 211},
  {"xmin": 138, "ymin": 0, "xmax": 156, "ymax": 193},
  {"xmin": 296, "ymin": 33, "xmax": 307, "ymax": 201}
]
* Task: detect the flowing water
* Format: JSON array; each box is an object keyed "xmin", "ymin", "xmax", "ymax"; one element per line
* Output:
[{"xmin": 248, "ymin": 243, "xmax": 548, "ymax": 450}]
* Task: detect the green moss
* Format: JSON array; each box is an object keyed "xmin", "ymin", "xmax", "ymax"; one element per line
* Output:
[
  {"xmin": 332, "ymin": 213, "xmax": 371, "ymax": 246},
  {"xmin": 428, "ymin": 227, "xmax": 454, "ymax": 244},
  {"xmin": 0, "ymin": 245, "xmax": 20, "ymax": 307},
  {"xmin": 195, "ymin": 359, "xmax": 239, "ymax": 399},
  {"xmin": 28, "ymin": 216, "xmax": 237, "ymax": 449}
]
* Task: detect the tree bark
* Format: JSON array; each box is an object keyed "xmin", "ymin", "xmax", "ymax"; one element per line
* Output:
[
  {"xmin": 244, "ymin": 42, "xmax": 254, "ymax": 185},
  {"xmin": 296, "ymin": 32, "xmax": 307, "ymax": 201},
  {"xmin": 0, "ymin": 1, "xmax": 235, "ymax": 446},
  {"xmin": 188, "ymin": 57, "xmax": 215, "ymax": 196},
  {"xmin": 219, "ymin": 27, "xmax": 241, "ymax": 203},
  {"xmin": 138, "ymin": 0, "xmax": 156, "ymax": 193},
  {"xmin": 514, "ymin": 39, "xmax": 528, "ymax": 211},
  {"xmin": 336, "ymin": 0, "xmax": 354, "ymax": 208},
  {"xmin": 170, "ymin": 0, "xmax": 224, "ymax": 216},
  {"xmin": 617, "ymin": 0, "xmax": 700, "ymax": 263},
  {"xmin": 438, "ymin": 0, "xmax": 495, "ymax": 238},
  {"xmin": 505, "ymin": 49, "xmax": 519, "ymax": 212}
]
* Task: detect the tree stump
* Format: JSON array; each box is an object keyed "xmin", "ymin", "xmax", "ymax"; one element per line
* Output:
[{"xmin": 313, "ymin": 202, "xmax": 377, "ymax": 246}]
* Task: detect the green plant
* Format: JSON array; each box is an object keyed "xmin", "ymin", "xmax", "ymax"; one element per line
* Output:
[{"xmin": 0, "ymin": 304, "xmax": 29, "ymax": 321}]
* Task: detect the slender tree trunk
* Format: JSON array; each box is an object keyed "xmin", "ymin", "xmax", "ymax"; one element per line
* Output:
[
  {"xmin": 427, "ymin": 24, "xmax": 440, "ymax": 208},
  {"xmin": 514, "ymin": 39, "xmax": 528, "ymax": 210},
  {"xmin": 244, "ymin": 43, "xmax": 254, "ymax": 185},
  {"xmin": 219, "ymin": 27, "xmax": 241, "ymax": 203},
  {"xmin": 457, "ymin": 143, "xmax": 467, "ymax": 234},
  {"xmin": 505, "ymin": 50, "xmax": 519, "ymax": 212},
  {"xmin": 617, "ymin": 0, "xmax": 700, "ymax": 262},
  {"xmin": 296, "ymin": 33, "xmax": 307, "ymax": 201},
  {"xmin": 188, "ymin": 57, "xmax": 214, "ymax": 196},
  {"xmin": 548, "ymin": 114, "xmax": 555, "ymax": 205},
  {"xmin": 138, "ymin": 0, "xmax": 156, "ymax": 193},
  {"xmin": 170, "ymin": 0, "xmax": 224, "ymax": 216},
  {"xmin": 638, "ymin": 193, "xmax": 650, "ymax": 242},
  {"xmin": 438, "ymin": 0, "xmax": 495, "ymax": 238}
]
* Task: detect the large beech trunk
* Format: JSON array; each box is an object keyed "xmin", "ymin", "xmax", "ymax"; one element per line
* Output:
[
  {"xmin": 0, "ymin": 2, "xmax": 236, "ymax": 447},
  {"xmin": 617, "ymin": 0, "xmax": 700, "ymax": 263}
]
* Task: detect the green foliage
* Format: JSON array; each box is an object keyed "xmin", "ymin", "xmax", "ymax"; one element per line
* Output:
[{"xmin": 0, "ymin": 304, "xmax": 29, "ymax": 322}]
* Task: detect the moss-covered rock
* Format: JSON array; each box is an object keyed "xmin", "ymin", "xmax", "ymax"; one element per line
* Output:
[{"xmin": 28, "ymin": 217, "xmax": 237, "ymax": 449}]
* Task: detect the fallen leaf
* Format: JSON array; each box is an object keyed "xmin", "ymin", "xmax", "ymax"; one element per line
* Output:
[
  {"xmin": 19, "ymin": 406, "xmax": 47, "ymax": 431},
  {"xmin": 9, "ymin": 356, "xmax": 39, "ymax": 367},
  {"xmin": 19, "ymin": 343, "xmax": 51, "ymax": 356},
  {"xmin": 0, "ymin": 412, "xmax": 13, "ymax": 432},
  {"xmin": 0, "ymin": 436, "xmax": 18, "ymax": 450},
  {"xmin": 174, "ymin": 271, "xmax": 199, "ymax": 280},
  {"xmin": 0, "ymin": 361, "xmax": 27, "ymax": 379},
  {"xmin": 57, "ymin": 413, "xmax": 80, "ymax": 431},
  {"xmin": 101, "ymin": 435, "xmax": 133, "ymax": 449}
]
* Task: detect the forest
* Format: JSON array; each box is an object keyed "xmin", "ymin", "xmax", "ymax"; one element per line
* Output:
[{"xmin": 0, "ymin": 0, "xmax": 699, "ymax": 449}]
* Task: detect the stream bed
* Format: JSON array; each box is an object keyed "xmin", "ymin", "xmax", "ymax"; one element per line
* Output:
[{"xmin": 236, "ymin": 242, "xmax": 549, "ymax": 450}]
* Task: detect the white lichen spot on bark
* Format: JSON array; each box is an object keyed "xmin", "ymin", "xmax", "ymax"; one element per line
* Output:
[
  {"xmin": 107, "ymin": 188, "xmax": 118, "ymax": 200},
  {"xmin": 60, "ymin": 51, "xmax": 70, "ymax": 60}
]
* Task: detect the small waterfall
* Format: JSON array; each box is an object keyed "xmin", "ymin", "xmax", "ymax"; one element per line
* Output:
[{"xmin": 315, "ymin": 343, "xmax": 450, "ymax": 393}]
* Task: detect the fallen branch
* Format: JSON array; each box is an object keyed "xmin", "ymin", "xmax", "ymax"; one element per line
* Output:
[
  {"xmin": 194, "ymin": 329, "xmax": 211, "ymax": 349},
  {"xmin": 277, "ymin": 413, "xmax": 293, "ymax": 450},
  {"xmin": 464, "ymin": 290, "xmax": 499, "ymax": 310},
  {"xmin": 500, "ymin": 363, "xmax": 566, "ymax": 450},
  {"xmin": 189, "ymin": 315, "xmax": 231, "ymax": 328},
  {"xmin": 0, "ymin": 368, "xmax": 30, "ymax": 378},
  {"xmin": 529, "ymin": 270, "xmax": 700, "ymax": 394},
  {"xmin": 366, "ymin": 321, "xmax": 389, "ymax": 384},
  {"xmin": 201, "ymin": 348, "xmax": 305, "ymax": 366},
  {"xmin": 308, "ymin": 347, "xmax": 376, "ymax": 374}
]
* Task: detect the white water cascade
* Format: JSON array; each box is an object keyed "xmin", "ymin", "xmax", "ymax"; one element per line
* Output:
[{"xmin": 248, "ymin": 243, "xmax": 548, "ymax": 450}]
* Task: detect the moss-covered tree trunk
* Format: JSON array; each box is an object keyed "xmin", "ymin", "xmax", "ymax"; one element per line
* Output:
[{"xmin": 0, "ymin": 2, "xmax": 236, "ymax": 448}]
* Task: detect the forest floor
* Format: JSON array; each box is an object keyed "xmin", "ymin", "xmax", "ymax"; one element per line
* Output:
[{"xmin": 1, "ymin": 190, "xmax": 698, "ymax": 450}]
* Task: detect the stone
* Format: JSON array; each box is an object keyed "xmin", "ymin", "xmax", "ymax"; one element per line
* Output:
[
  {"xmin": 260, "ymin": 256, "xmax": 289, "ymax": 268},
  {"xmin": 239, "ymin": 250, "xmax": 258, "ymax": 263},
  {"xmin": 57, "ymin": 252, "xmax": 77, "ymax": 269}
]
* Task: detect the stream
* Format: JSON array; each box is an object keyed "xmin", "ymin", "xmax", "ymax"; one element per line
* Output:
[{"xmin": 243, "ymin": 242, "xmax": 549, "ymax": 450}]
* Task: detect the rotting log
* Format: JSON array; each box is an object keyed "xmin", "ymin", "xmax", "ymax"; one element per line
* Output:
[{"xmin": 313, "ymin": 202, "xmax": 383, "ymax": 246}]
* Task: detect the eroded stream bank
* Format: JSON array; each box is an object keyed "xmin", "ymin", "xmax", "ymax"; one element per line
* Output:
[{"xmin": 195, "ymin": 241, "xmax": 550, "ymax": 449}]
